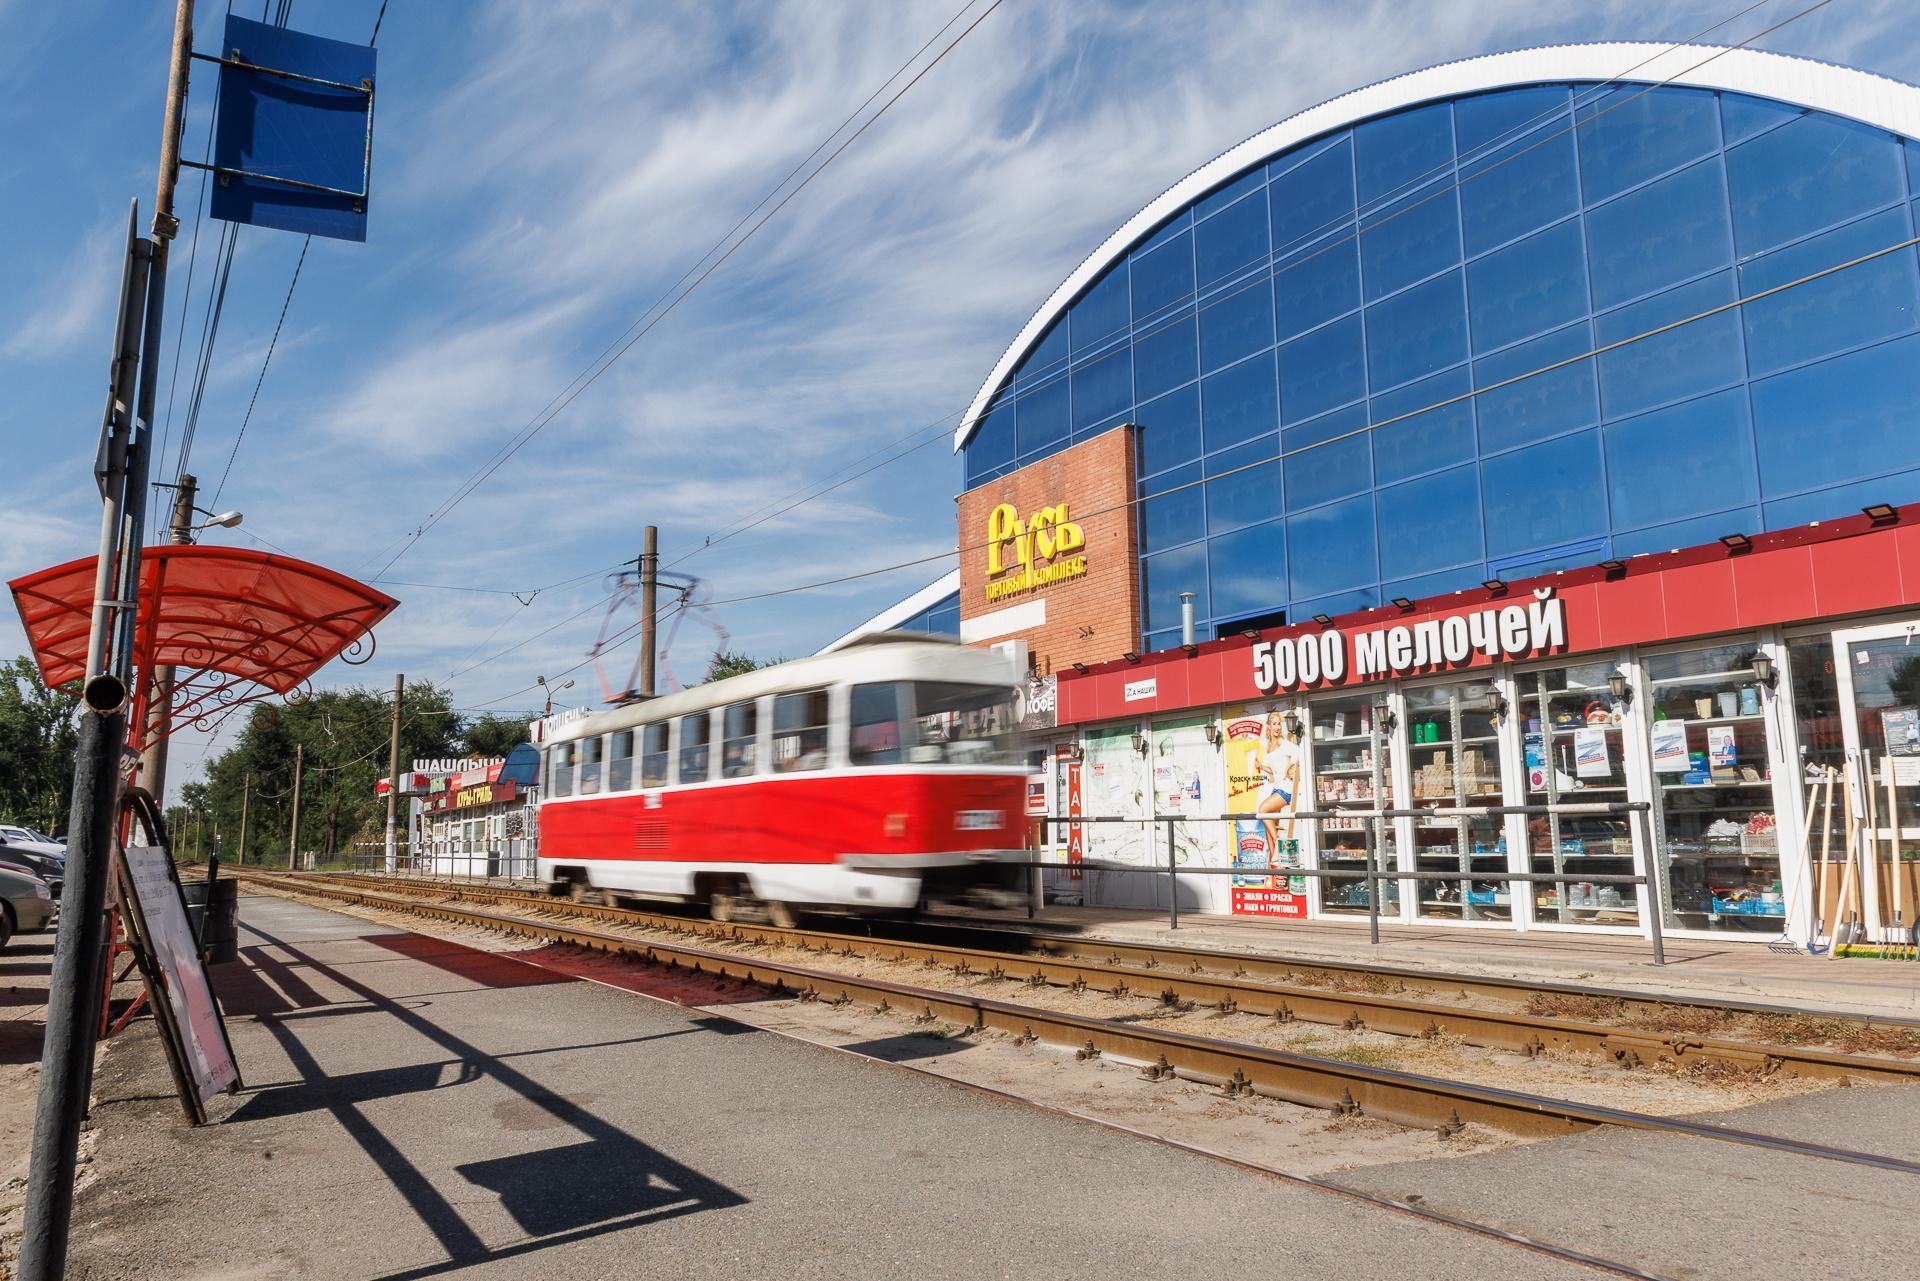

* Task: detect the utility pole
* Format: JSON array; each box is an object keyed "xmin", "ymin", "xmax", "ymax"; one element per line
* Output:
[
  {"xmin": 286, "ymin": 743, "xmax": 304, "ymax": 872},
  {"xmin": 384, "ymin": 673, "xmax": 404, "ymax": 874},
  {"xmin": 139, "ymin": 472, "xmax": 197, "ymax": 805},
  {"xmin": 237, "ymin": 772, "xmax": 251, "ymax": 865},
  {"xmin": 639, "ymin": 524, "xmax": 658, "ymax": 698},
  {"xmin": 21, "ymin": 3, "xmax": 192, "ymax": 1275}
]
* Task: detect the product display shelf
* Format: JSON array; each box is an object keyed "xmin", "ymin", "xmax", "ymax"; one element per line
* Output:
[{"xmin": 1313, "ymin": 731, "xmax": 1373, "ymax": 745}]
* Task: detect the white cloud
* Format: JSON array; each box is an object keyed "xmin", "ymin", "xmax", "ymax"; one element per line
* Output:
[{"xmin": 4, "ymin": 214, "xmax": 126, "ymax": 362}]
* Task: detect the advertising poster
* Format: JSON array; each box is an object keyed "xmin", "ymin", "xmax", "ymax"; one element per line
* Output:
[
  {"xmin": 1883, "ymin": 706, "xmax": 1920, "ymax": 757},
  {"xmin": 1707, "ymin": 724, "xmax": 1738, "ymax": 768},
  {"xmin": 1651, "ymin": 719, "xmax": 1691, "ymax": 772},
  {"xmin": 1573, "ymin": 727, "xmax": 1609, "ymax": 779},
  {"xmin": 1223, "ymin": 703, "xmax": 1307, "ymax": 919},
  {"xmin": 1524, "ymin": 731, "xmax": 1547, "ymax": 789}
]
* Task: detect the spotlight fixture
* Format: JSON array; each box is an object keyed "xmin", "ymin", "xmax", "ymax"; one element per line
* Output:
[
  {"xmin": 1071, "ymin": 662, "xmax": 1089, "ymax": 675},
  {"xmin": 1130, "ymin": 729, "xmax": 1148, "ymax": 755},
  {"xmin": 1204, "ymin": 724, "xmax": 1223, "ymax": 747},
  {"xmin": 1183, "ymin": 644, "xmax": 1199, "ymax": 657},
  {"xmin": 1607, "ymin": 670, "xmax": 1633, "ymax": 704},
  {"xmin": 1370, "ymin": 698, "xmax": 1396, "ymax": 735},
  {"xmin": 1312, "ymin": 613, "xmax": 1334, "ymax": 626},
  {"xmin": 1241, "ymin": 628, "xmax": 1262, "ymax": 641},
  {"xmin": 1481, "ymin": 577, "xmax": 1506, "ymax": 594},
  {"xmin": 1122, "ymin": 650, "xmax": 1142, "ymax": 664},
  {"xmin": 1598, "ymin": 558, "xmax": 1627, "ymax": 576},
  {"xmin": 1392, "ymin": 596, "xmax": 1416, "ymax": 610},
  {"xmin": 1751, "ymin": 653, "xmax": 1778, "ymax": 690},
  {"xmin": 1718, "ymin": 532, "xmax": 1752, "ymax": 553},
  {"xmin": 1863, "ymin": 502, "xmax": 1899, "ymax": 524}
]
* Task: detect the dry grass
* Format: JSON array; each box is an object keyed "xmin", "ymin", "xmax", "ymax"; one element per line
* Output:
[
  {"xmin": 1523, "ymin": 992, "xmax": 1630, "ymax": 1022},
  {"xmin": 1741, "ymin": 1013, "xmax": 1920, "ymax": 1057}
]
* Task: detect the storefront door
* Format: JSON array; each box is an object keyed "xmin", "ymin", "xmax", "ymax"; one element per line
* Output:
[{"xmin": 1830, "ymin": 620, "xmax": 1920, "ymax": 944}]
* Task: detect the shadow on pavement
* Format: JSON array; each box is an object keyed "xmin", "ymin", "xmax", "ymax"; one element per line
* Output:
[{"xmin": 836, "ymin": 1033, "xmax": 977, "ymax": 1063}]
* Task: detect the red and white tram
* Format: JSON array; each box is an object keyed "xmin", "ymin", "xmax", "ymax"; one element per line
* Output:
[{"xmin": 536, "ymin": 636, "xmax": 1030, "ymax": 922}]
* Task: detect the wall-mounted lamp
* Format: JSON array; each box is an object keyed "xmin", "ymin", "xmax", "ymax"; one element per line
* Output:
[
  {"xmin": 1130, "ymin": 729, "xmax": 1148, "ymax": 755},
  {"xmin": 1312, "ymin": 613, "xmax": 1334, "ymax": 626},
  {"xmin": 1183, "ymin": 643, "xmax": 1199, "ymax": 657},
  {"xmin": 1241, "ymin": 628, "xmax": 1261, "ymax": 641},
  {"xmin": 1122, "ymin": 651, "xmax": 1141, "ymax": 664},
  {"xmin": 1481, "ymin": 577, "xmax": 1506, "ymax": 594},
  {"xmin": 1863, "ymin": 502, "xmax": 1898, "ymax": 524},
  {"xmin": 1071, "ymin": 662, "xmax": 1089, "ymax": 675},
  {"xmin": 1718, "ymin": 532, "xmax": 1752, "ymax": 553},
  {"xmin": 1391, "ymin": 596, "xmax": 1416, "ymax": 610},
  {"xmin": 1492, "ymin": 694, "xmax": 1510, "ymax": 722},
  {"xmin": 1598, "ymin": 558, "xmax": 1627, "ymax": 576},
  {"xmin": 1751, "ymin": 653, "xmax": 1778, "ymax": 690},
  {"xmin": 1284, "ymin": 711, "xmax": 1303, "ymax": 740},
  {"xmin": 1063, "ymin": 742, "xmax": 1084, "ymax": 761},
  {"xmin": 1370, "ymin": 698, "xmax": 1396, "ymax": 735},
  {"xmin": 1204, "ymin": 724, "xmax": 1223, "ymax": 747},
  {"xmin": 1607, "ymin": 671, "xmax": 1633, "ymax": 705}
]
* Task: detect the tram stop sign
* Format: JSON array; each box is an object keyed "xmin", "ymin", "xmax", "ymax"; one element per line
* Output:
[{"xmin": 208, "ymin": 15, "xmax": 377, "ymax": 242}]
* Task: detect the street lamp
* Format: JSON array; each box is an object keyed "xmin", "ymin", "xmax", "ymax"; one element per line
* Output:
[
  {"xmin": 192, "ymin": 507, "xmax": 244, "ymax": 533},
  {"xmin": 537, "ymin": 675, "xmax": 575, "ymax": 717}
]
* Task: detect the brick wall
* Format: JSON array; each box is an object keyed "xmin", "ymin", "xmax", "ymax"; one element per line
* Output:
[{"xmin": 956, "ymin": 424, "xmax": 1140, "ymax": 674}]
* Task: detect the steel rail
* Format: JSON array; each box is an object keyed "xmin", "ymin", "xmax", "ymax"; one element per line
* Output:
[
  {"xmin": 237, "ymin": 871, "xmax": 1920, "ymax": 1172},
  {"xmin": 280, "ymin": 871, "xmax": 1920, "ymax": 1085}
]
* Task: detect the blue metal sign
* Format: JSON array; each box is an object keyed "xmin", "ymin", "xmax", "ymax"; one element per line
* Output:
[{"xmin": 205, "ymin": 16, "xmax": 376, "ymax": 242}]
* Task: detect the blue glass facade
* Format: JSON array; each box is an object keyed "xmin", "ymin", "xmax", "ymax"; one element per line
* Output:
[
  {"xmin": 895, "ymin": 591, "xmax": 962, "ymax": 636},
  {"xmin": 961, "ymin": 83, "xmax": 1920, "ymax": 652}
]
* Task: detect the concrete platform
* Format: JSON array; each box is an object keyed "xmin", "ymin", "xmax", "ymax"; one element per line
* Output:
[{"xmin": 66, "ymin": 897, "xmax": 1609, "ymax": 1280}]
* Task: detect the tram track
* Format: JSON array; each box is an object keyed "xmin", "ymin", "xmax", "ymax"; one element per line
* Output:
[
  {"xmin": 283, "ymin": 871, "xmax": 1920, "ymax": 1085},
  {"xmin": 233, "ymin": 869, "xmax": 1920, "ymax": 1175}
]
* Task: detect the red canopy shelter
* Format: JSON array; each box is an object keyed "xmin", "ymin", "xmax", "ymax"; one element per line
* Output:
[{"xmin": 9, "ymin": 545, "xmax": 397, "ymax": 748}]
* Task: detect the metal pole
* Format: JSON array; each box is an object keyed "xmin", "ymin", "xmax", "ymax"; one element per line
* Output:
[
  {"xmin": 237, "ymin": 772, "xmax": 250, "ymax": 865},
  {"xmin": 84, "ymin": 206, "xmax": 148, "ymax": 681},
  {"xmin": 1635, "ymin": 805, "xmax": 1667, "ymax": 967},
  {"xmin": 384, "ymin": 673, "xmax": 404, "ymax": 874},
  {"xmin": 138, "ymin": 474, "xmax": 196, "ymax": 803},
  {"xmin": 1366, "ymin": 820, "xmax": 1380, "ymax": 947},
  {"xmin": 639, "ymin": 525, "xmax": 658, "ymax": 698},
  {"xmin": 286, "ymin": 744, "xmax": 304, "ymax": 871},
  {"xmin": 1166, "ymin": 818, "xmax": 1179, "ymax": 930},
  {"xmin": 18, "ymin": 677, "xmax": 128, "ymax": 1281}
]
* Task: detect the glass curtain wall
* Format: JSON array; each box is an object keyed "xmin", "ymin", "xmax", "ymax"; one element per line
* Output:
[{"xmin": 1518, "ymin": 659, "xmax": 1636, "ymax": 925}]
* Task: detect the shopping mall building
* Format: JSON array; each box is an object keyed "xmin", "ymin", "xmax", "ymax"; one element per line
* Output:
[{"xmin": 839, "ymin": 43, "xmax": 1920, "ymax": 947}]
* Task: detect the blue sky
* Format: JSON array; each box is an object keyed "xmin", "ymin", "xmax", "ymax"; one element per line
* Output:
[{"xmin": 4, "ymin": 0, "xmax": 1916, "ymax": 791}]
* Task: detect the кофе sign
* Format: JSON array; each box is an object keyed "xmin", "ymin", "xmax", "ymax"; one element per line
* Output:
[{"xmin": 1250, "ymin": 588, "xmax": 1568, "ymax": 693}]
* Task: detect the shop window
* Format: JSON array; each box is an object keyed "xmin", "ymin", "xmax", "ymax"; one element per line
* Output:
[
  {"xmin": 1278, "ymin": 313, "xmax": 1365, "ymax": 422},
  {"xmin": 1376, "ymin": 463, "xmax": 1481, "ymax": 579},
  {"xmin": 1602, "ymin": 388, "xmax": 1756, "ymax": 531},
  {"xmin": 1207, "ymin": 517, "xmax": 1287, "ymax": 619},
  {"xmin": 1309, "ymin": 693, "xmax": 1398, "ymax": 915},
  {"xmin": 1284, "ymin": 435, "xmax": 1370, "ymax": 511},
  {"xmin": 1585, "ymin": 158, "xmax": 1730, "ymax": 312},
  {"xmin": 676, "ymin": 713, "xmax": 711, "ymax": 784},
  {"xmin": 1739, "ymin": 207, "xmax": 1920, "ymax": 376},
  {"xmin": 1132, "ymin": 315, "xmax": 1198, "ymax": 403},
  {"xmin": 550, "ymin": 742, "xmax": 574, "ymax": 799},
  {"xmin": 1365, "ymin": 269, "xmax": 1467, "ymax": 391},
  {"xmin": 849, "ymin": 684, "xmax": 905, "ymax": 766},
  {"xmin": 1205, "ymin": 447, "xmax": 1281, "ymax": 535},
  {"xmin": 1719, "ymin": 92, "xmax": 1800, "ymax": 146},
  {"xmin": 965, "ymin": 396, "xmax": 1014, "ymax": 480},
  {"xmin": 1594, "ymin": 272, "xmax": 1743, "ymax": 419},
  {"xmin": 1727, "ymin": 112, "xmax": 1903, "ymax": 256},
  {"xmin": 1787, "ymin": 633, "xmax": 1846, "ymax": 904},
  {"xmin": 1518, "ymin": 659, "xmax": 1635, "ymax": 926},
  {"xmin": 1479, "ymin": 429, "xmax": 1607, "ymax": 557},
  {"xmin": 1360, "ymin": 184, "xmax": 1462, "ymax": 302},
  {"xmin": 1286, "ymin": 493, "xmax": 1377, "ymax": 600},
  {"xmin": 640, "ymin": 723, "xmax": 669, "ymax": 788},
  {"xmin": 1353, "ymin": 102, "xmax": 1453, "ymax": 206},
  {"xmin": 577, "ymin": 736, "xmax": 603, "ymax": 795},
  {"xmin": 1136, "ymin": 384, "xmax": 1202, "ymax": 476},
  {"xmin": 1466, "ymin": 219, "xmax": 1587, "ymax": 353},
  {"xmin": 721, "ymin": 700, "xmax": 757, "ymax": 779},
  {"xmin": 1643, "ymin": 642, "xmax": 1781, "ymax": 932},
  {"xmin": 1370, "ymin": 366, "xmax": 1474, "ymax": 484},
  {"xmin": 1015, "ymin": 370, "xmax": 1069, "ymax": 457},
  {"xmin": 1751, "ymin": 333, "xmax": 1920, "ymax": 497},
  {"xmin": 1131, "ymin": 230, "xmax": 1194, "ymax": 320},
  {"xmin": 1458, "ymin": 107, "xmax": 1578, "ymax": 256},
  {"xmin": 1071, "ymin": 348, "xmax": 1132, "ymax": 432},
  {"xmin": 1196, "ymin": 188, "xmax": 1269, "ymax": 288},
  {"xmin": 1574, "ymin": 85, "xmax": 1718, "ymax": 205},
  {"xmin": 1276, "ymin": 235, "xmax": 1361, "ymax": 340},
  {"xmin": 609, "ymin": 730, "xmax": 633, "ymax": 791},
  {"xmin": 1070, "ymin": 262, "xmax": 1130, "ymax": 353},
  {"xmin": 1200, "ymin": 353, "xmax": 1278, "ymax": 452},
  {"xmin": 1761, "ymin": 467, "xmax": 1920, "ymax": 529},
  {"xmin": 1139, "ymin": 463, "xmax": 1204, "ymax": 552},
  {"xmin": 1200, "ymin": 278, "xmax": 1274, "ymax": 374},
  {"xmin": 1141, "ymin": 543, "xmax": 1209, "ymax": 632},
  {"xmin": 771, "ymin": 690, "xmax": 829, "ymax": 772},
  {"xmin": 1270, "ymin": 137, "xmax": 1354, "ymax": 259},
  {"xmin": 1474, "ymin": 321, "xmax": 1598, "ymax": 453},
  {"xmin": 1404, "ymin": 678, "xmax": 1511, "ymax": 922}
]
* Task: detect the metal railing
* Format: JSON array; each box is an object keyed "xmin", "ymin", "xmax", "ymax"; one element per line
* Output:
[
  {"xmin": 345, "ymin": 843, "xmax": 537, "ymax": 885},
  {"xmin": 1030, "ymin": 801, "xmax": 1666, "ymax": 965}
]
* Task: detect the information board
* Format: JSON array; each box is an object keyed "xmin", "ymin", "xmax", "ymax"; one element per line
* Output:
[{"xmin": 118, "ymin": 847, "xmax": 240, "ymax": 1120}]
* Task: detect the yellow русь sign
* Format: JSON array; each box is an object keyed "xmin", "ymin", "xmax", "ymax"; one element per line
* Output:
[{"xmin": 985, "ymin": 501, "xmax": 1087, "ymax": 602}]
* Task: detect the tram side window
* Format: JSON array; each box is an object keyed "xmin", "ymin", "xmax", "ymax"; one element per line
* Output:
[
  {"xmin": 551, "ymin": 743, "xmax": 574, "ymax": 798},
  {"xmin": 579, "ymin": 735, "xmax": 604, "ymax": 794},
  {"xmin": 640, "ymin": 723, "xmax": 669, "ymax": 788},
  {"xmin": 772, "ymin": 690, "xmax": 830, "ymax": 772},
  {"xmin": 722, "ymin": 701, "xmax": 757, "ymax": 778},
  {"xmin": 609, "ymin": 730, "xmax": 634, "ymax": 791},
  {"xmin": 678, "ymin": 713, "xmax": 712, "ymax": 783},
  {"xmin": 850, "ymin": 683, "xmax": 905, "ymax": 766}
]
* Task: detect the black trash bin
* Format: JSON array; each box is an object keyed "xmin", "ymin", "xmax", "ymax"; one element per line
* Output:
[{"xmin": 181, "ymin": 877, "xmax": 241, "ymax": 965}]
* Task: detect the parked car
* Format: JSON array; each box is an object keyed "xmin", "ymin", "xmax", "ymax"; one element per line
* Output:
[
  {"xmin": 0, "ymin": 865, "xmax": 55, "ymax": 950},
  {"xmin": 0, "ymin": 840, "xmax": 62, "ymax": 900},
  {"xmin": 0, "ymin": 825, "xmax": 64, "ymax": 861}
]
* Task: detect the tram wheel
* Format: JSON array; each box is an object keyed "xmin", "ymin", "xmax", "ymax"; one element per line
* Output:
[
  {"xmin": 710, "ymin": 893, "xmax": 736, "ymax": 924},
  {"xmin": 568, "ymin": 878, "xmax": 593, "ymax": 903},
  {"xmin": 767, "ymin": 900, "xmax": 797, "ymax": 930}
]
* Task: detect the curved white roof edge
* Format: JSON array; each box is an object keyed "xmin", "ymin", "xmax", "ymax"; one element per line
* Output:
[{"xmin": 954, "ymin": 41, "xmax": 1920, "ymax": 453}]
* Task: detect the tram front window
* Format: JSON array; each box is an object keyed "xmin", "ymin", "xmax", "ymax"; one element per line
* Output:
[{"xmin": 851, "ymin": 682, "xmax": 1020, "ymax": 767}]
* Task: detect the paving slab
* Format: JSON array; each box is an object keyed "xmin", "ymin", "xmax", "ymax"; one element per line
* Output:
[{"xmin": 65, "ymin": 897, "xmax": 1605, "ymax": 1281}]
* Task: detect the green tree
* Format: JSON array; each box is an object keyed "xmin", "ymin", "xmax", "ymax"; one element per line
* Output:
[
  {"xmin": 462, "ymin": 712, "xmax": 530, "ymax": 758},
  {"xmin": 0, "ymin": 656, "xmax": 80, "ymax": 835},
  {"xmin": 705, "ymin": 650, "xmax": 774, "ymax": 683}
]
